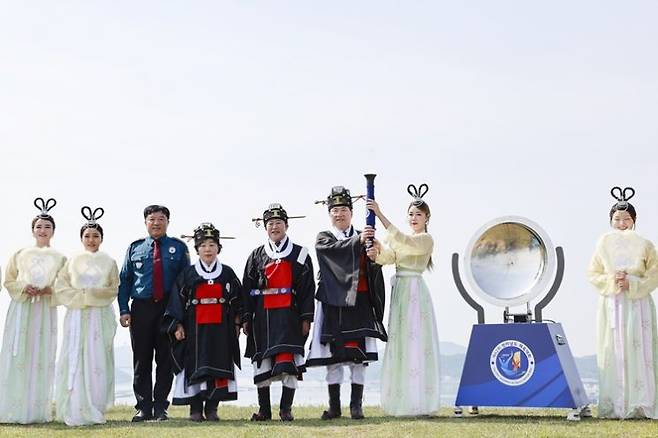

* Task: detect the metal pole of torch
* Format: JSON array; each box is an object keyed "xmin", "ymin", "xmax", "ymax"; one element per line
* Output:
[{"xmin": 364, "ymin": 173, "xmax": 376, "ymax": 248}]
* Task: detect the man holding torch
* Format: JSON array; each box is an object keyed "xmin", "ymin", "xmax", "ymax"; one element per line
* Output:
[{"xmin": 306, "ymin": 185, "xmax": 387, "ymax": 420}]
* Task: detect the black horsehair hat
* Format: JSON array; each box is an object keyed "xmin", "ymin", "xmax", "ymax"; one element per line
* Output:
[
  {"xmin": 252, "ymin": 203, "xmax": 305, "ymax": 228},
  {"xmin": 314, "ymin": 186, "xmax": 366, "ymax": 211},
  {"xmin": 181, "ymin": 222, "xmax": 235, "ymax": 248}
]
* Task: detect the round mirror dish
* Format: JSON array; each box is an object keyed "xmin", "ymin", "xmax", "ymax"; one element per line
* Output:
[{"xmin": 462, "ymin": 216, "xmax": 557, "ymax": 308}]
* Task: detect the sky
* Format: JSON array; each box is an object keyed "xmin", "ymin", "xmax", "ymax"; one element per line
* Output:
[{"xmin": 1, "ymin": 1, "xmax": 658, "ymax": 359}]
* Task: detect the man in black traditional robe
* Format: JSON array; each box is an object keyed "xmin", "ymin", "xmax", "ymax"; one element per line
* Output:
[
  {"xmin": 162, "ymin": 223, "xmax": 242, "ymax": 422},
  {"xmin": 306, "ymin": 186, "xmax": 387, "ymax": 420},
  {"xmin": 242, "ymin": 203, "xmax": 315, "ymax": 421}
]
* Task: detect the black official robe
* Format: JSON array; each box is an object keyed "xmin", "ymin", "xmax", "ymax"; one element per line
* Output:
[
  {"xmin": 241, "ymin": 237, "xmax": 315, "ymax": 383},
  {"xmin": 306, "ymin": 229, "xmax": 387, "ymax": 366},
  {"xmin": 163, "ymin": 261, "xmax": 242, "ymax": 402}
]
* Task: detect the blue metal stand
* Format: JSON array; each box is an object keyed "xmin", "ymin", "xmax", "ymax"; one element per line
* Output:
[{"xmin": 455, "ymin": 323, "xmax": 588, "ymax": 415}]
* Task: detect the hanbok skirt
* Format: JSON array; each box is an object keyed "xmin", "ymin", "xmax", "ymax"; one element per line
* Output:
[
  {"xmin": 597, "ymin": 293, "xmax": 658, "ymax": 418},
  {"xmin": 380, "ymin": 271, "xmax": 440, "ymax": 416},
  {"xmin": 0, "ymin": 298, "xmax": 57, "ymax": 423},
  {"xmin": 55, "ymin": 305, "xmax": 117, "ymax": 426}
]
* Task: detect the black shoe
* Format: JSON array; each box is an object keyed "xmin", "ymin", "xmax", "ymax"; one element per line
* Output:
[
  {"xmin": 350, "ymin": 384, "xmax": 365, "ymax": 420},
  {"xmin": 204, "ymin": 410, "xmax": 219, "ymax": 422},
  {"xmin": 204, "ymin": 400, "xmax": 220, "ymax": 422},
  {"xmin": 131, "ymin": 409, "xmax": 153, "ymax": 422},
  {"xmin": 189, "ymin": 412, "xmax": 204, "ymax": 422},
  {"xmin": 250, "ymin": 387, "xmax": 272, "ymax": 421},
  {"xmin": 250, "ymin": 411, "xmax": 272, "ymax": 421},
  {"xmin": 279, "ymin": 387, "xmax": 295, "ymax": 421},
  {"xmin": 321, "ymin": 384, "xmax": 342, "ymax": 420},
  {"xmin": 154, "ymin": 409, "xmax": 169, "ymax": 421}
]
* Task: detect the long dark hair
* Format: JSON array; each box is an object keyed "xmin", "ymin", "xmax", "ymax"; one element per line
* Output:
[{"xmin": 408, "ymin": 201, "xmax": 433, "ymax": 270}]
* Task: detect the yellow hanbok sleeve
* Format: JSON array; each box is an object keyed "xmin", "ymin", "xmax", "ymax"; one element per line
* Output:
[
  {"xmin": 375, "ymin": 246, "xmax": 396, "ymax": 266},
  {"xmin": 627, "ymin": 241, "xmax": 658, "ymax": 300},
  {"xmin": 587, "ymin": 245, "xmax": 617, "ymax": 297},
  {"xmin": 384, "ymin": 224, "xmax": 433, "ymax": 256},
  {"xmin": 54, "ymin": 260, "xmax": 84, "ymax": 308},
  {"xmin": 3, "ymin": 251, "xmax": 28, "ymax": 302},
  {"xmin": 86, "ymin": 261, "xmax": 120, "ymax": 305},
  {"xmin": 54, "ymin": 260, "xmax": 119, "ymax": 308}
]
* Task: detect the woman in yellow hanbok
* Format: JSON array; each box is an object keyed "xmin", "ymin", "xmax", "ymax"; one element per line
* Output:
[
  {"xmin": 54, "ymin": 207, "xmax": 118, "ymax": 426},
  {"xmin": 588, "ymin": 186, "xmax": 658, "ymax": 419},
  {"xmin": 0, "ymin": 198, "xmax": 66, "ymax": 423},
  {"xmin": 366, "ymin": 184, "xmax": 440, "ymax": 416}
]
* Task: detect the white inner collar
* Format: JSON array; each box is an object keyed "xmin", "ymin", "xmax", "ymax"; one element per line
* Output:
[
  {"xmin": 194, "ymin": 258, "xmax": 223, "ymax": 280},
  {"xmin": 332, "ymin": 225, "xmax": 354, "ymax": 241},
  {"xmin": 264, "ymin": 235, "xmax": 293, "ymax": 259}
]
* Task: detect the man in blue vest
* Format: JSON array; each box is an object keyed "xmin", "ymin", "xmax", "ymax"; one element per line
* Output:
[{"xmin": 118, "ymin": 205, "xmax": 190, "ymax": 422}]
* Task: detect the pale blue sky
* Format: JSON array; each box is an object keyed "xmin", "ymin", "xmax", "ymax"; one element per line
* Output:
[{"xmin": 1, "ymin": 1, "xmax": 658, "ymax": 358}]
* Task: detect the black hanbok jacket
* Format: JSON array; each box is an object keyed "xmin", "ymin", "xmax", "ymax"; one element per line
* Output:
[
  {"xmin": 241, "ymin": 238, "xmax": 315, "ymax": 382},
  {"xmin": 163, "ymin": 262, "xmax": 242, "ymax": 401}
]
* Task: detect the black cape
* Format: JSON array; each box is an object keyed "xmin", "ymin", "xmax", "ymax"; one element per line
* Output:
[
  {"xmin": 241, "ymin": 240, "xmax": 315, "ymax": 382},
  {"xmin": 163, "ymin": 262, "xmax": 242, "ymax": 402}
]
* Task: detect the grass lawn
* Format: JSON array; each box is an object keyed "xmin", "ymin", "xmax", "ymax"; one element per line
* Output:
[{"xmin": 0, "ymin": 405, "xmax": 656, "ymax": 438}]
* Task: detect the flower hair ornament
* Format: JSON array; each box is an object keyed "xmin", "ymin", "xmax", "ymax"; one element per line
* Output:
[
  {"xmin": 34, "ymin": 197, "xmax": 57, "ymax": 217},
  {"xmin": 407, "ymin": 183, "xmax": 429, "ymax": 207},
  {"xmin": 81, "ymin": 206, "xmax": 105, "ymax": 225},
  {"xmin": 610, "ymin": 186, "xmax": 635, "ymax": 211}
]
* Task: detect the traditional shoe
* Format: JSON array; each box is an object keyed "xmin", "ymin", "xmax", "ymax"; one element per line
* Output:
[
  {"xmin": 321, "ymin": 408, "xmax": 342, "ymax": 420},
  {"xmin": 250, "ymin": 411, "xmax": 272, "ymax": 421},
  {"xmin": 279, "ymin": 409, "xmax": 294, "ymax": 421},
  {"xmin": 350, "ymin": 405, "xmax": 364, "ymax": 420},
  {"xmin": 153, "ymin": 409, "xmax": 169, "ymax": 421},
  {"xmin": 131, "ymin": 409, "xmax": 153, "ymax": 422},
  {"xmin": 204, "ymin": 409, "xmax": 219, "ymax": 422},
  {"xmin": 321, "ymin": 384, "xmax": 342, "ymax": 420},
  {"xmin": 189, "ymin": 412, "xmax": 204, "ymax": 422},
  {"xmin": 350, "ymin": 383, "xmax": 365, "ymax": 420},
  {"xmin": 279, "ymin": 387, "xmax": 295, "ymax": 422}
]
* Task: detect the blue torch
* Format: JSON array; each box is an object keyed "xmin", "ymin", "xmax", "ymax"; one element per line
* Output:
[{"xmin": 364, "ymin": 173, "xmax": 377, "ymax": 248}]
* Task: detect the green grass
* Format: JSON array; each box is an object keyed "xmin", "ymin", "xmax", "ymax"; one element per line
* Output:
[{"xmin": 0, "ymin": 405, "xmax": 656, "ymax": 438}]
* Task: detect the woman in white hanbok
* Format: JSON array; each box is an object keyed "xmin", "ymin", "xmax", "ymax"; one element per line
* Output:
[
  {"xmin": 54, "ymin": 207, "xmax": 118, "ymax": 426},
  {"xmin": 366, "ymin": 184, "xmax": 440, "ymax": 416},
  {"xmin": 588, "ymin": 186, "xmax": 658, "ymax": 419},
  {"xmin": 0, "ymin": 198, "xmax": 66, "ymax": 423}
]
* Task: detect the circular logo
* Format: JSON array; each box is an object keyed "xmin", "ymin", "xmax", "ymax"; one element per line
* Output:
[{"xmin": 490, "ymin": 340, "xmax": 535, "ymax": 386}]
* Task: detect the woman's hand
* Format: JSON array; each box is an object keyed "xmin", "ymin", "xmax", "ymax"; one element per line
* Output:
[
  {"xmin": 366, "ymin": 199, "xmax": 383, "ymax": 218},
  {"xmin": 39, "ymin": 286, "xmax": 53, "ymax": 296},
  {"xmin": 175, "ymin": 324, "xmax": 186, "ymax": 341},
  {"xmin": 24, "ymin": 285, "xmax": 38, "ymax": 297},
  {"xmin": 615, "ymin": 271, "xmax": 629, "ymax": 292},
  {"xmin": 366, "ymin": 198, "xmax": 392, "ymax": 229}
]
